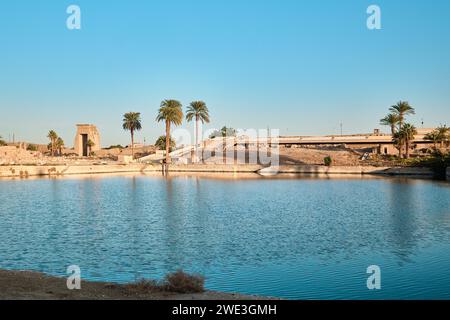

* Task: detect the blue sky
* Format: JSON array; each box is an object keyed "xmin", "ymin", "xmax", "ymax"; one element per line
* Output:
[{"xmin": 0, "ymin": 0, "xmax": 449, "ymax": 146}]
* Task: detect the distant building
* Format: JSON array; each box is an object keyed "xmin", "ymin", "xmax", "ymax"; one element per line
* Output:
[{"xmin": 74, "ymin": 124, "xmax": 101, "ymax": 157}]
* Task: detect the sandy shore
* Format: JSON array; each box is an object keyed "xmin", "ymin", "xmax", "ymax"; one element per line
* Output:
[{"xmin": 0, "ymin": 270, "xmax": 269, "ymax": 300}]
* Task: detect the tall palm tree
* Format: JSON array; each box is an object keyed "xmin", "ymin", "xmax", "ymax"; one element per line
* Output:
[
  {"xmin": 186, "ymin": 101, "xmax": 210, "ymax": 162},
  {"xmin": 122, "ymin": 112, "xmax": 142, "ymax": 159},
  {"xmin": 380, "ymin": 113, "xmax": 400, "ymax": 136},
  {"xmin": 56, "ymin": 137, "xmax": 65, "ymax": 156},
  {"xmin": 389, "ymin": 101, "xmax": 415, "ymax": 130},
  {"xmin": 388, "ymin": 101, "xmax": 415, "ymax": 157},
  {"xmin": 47, "ymin": 130, "xmax": 58, "ymax": 156},
  {"xmin": 398, "ymin": 123, "xmax": 417, "ymax": 159},
  {"xmin": 156, "ymin": 100, "xmax": 183, "ymax": 164}
]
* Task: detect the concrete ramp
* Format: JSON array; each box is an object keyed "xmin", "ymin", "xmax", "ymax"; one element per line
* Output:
[{"xmin": 137, "ymin": 137, "xmax": 231, "ymax": 163}]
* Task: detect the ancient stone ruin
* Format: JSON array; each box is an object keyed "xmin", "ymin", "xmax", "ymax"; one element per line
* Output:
[{"xmin": 74, "ymin": 124, "xmax": 101, "ymax": 157}]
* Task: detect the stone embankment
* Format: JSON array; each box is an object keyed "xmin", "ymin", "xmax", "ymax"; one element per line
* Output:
[
  {"xmin": 259, "ymin": 165, "xmax": 434, "ymax": 176},
  {"xmin": 0, "ymin": 163, "xmax": 437, "ymax": 178}
]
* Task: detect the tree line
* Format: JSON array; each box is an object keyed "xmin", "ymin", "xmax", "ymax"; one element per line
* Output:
[
  {"xmin": 380, "ymin": 101, "xmax": 449, "ymax": 158},
  {"xmin": 46, "ymin": 130, "xmax": 95, "ymax": 156},
  {"xmin": 122, "ymin": 100, "xmax": 210, "ymax": 164}
]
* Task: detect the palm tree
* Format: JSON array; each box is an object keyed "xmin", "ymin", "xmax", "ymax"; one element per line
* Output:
[
  {"xmin": 380, "ymin": 114, "xmax": 400, "ymax": 136},
  {"xmin": 221, "ymin": 126, "xmax": 236, "ymax": 137},
  {"xmin": 424, "ymin": 131, "xmax": 440, "ymax": 150},
  {"xmin": 399, "ymin": 123, "xmax": 417, "ymax": 159},
  {"xmin": 56, "ymin": 137, "xmax": 65, "ymax": 156},
  {"xmin": 186, "ymin": 101, "xmax": 210, "ymax": 162},
  {"xmin": 436, "ymin": 125, "xmax": 450, "ymax": 148},
  {"xmin": 424, "ymin": 126, "xmax": 449, "ymax": 150},
  {"xmin": 389, "ymin": 101, "xmax": 415, "ymax": 130},
  {"xmin": 47, "ymin": 130, "xmax": 58, "ymax": 156},
  {"xmin": 0, "ymin": 135, "xmax": 6, "ymax": 146},
  {"xmin": 122, "ymin": 112, "xmax": 142, "ymax": 159},
  {"xmin": 155, "ymin": 135, "xmax": 175, "ymax": 152},
  {"xmin": 392, "ymin": 131, "xmax": 405, "ymax": 158},
  {"xmin": 87, "ymin": 139, "xmax": 95, "ymax": 156},
  {"xmin": 388, "ymin": 101, "xmax": 415, "ymax": 157},
  {"xmin": 156, "ymin": 100, "xmax": 183, "ymax": 164}
]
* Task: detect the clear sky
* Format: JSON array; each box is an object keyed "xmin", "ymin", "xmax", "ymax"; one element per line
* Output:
[{"xmin": 1, "ymin": 0, "xmax": 449, "ymax": 147}]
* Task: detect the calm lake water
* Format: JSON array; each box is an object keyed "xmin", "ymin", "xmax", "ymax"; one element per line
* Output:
[{"xmin": 1, "ymin": 174, "xmax": 450, "ymax": 299}]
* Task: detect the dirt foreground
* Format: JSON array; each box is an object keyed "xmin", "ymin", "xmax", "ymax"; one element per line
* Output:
[{"xmin": 0, "ymin": 270, "xmax": 267, "ymax": 300}]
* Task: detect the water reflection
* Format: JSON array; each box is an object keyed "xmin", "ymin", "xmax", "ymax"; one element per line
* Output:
[
  {"xmin": 387, "ymin": 179, "xmax": 420, "ymax": 263},
  {"xmin": 162, "ymin": 177, "xmax": 186, "ymax": 271},
  {"xmin": 0, "ymin": 175, "xmax": 449, "ymax": 299}
]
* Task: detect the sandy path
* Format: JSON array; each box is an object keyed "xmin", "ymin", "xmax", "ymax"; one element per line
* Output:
[{"xmin": 0, "ymin": 270, "xmax": 270, "ymax": 300}]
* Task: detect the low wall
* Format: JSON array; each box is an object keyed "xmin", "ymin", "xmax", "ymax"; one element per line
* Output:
[
  {"xmin": 0, "ymin": 164, "xmax": 436, "ymax": 178},
  {"xmin": 0, "ymin": 164, "xmax": 158, "ymax": 178},
  {"xmin": 161, "ymin": 164, "xmax": 263, "ymax": 173},
  {"xmin": 0, "ymin": 163, "xmax": 263, "ymax": 178}
]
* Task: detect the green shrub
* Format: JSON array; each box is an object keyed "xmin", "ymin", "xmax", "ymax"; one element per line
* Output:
[
  {"xmin": 388, "ymin": 155, "xmax": 397, "ymax": 161},
  {"xmin": 105, "ymin": 145, "xmax": 124, "ymax": 150},
  {"xmin": 396, "ymin": 152, "xmax": 450, "ymax": 179},
  {"xmin": 324, "ymin": 156, "xmax": 332, "ymax": 166},
  {"xmin": 27, "ymin": 144, "xmax": 38, "ymax": 151}
]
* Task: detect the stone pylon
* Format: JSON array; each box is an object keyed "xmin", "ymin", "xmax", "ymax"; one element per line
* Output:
[{"xmin": 74, "ymin": 124, "xmax": 101, "ymax": 156}]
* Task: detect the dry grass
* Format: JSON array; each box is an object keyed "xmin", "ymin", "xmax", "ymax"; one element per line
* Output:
[
  {"xmin": 163, "ymin": 269, "xmax": 205, "ymax": 293},
  {"xmin": 123, "ymin": 279, "xmax": 161, "ymax": 294},
  {"xmin": 124, "ymin": 270, "xmax": 205, "ymax": 294}
]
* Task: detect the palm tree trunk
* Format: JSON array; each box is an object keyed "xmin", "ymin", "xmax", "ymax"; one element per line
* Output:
[
  {"xmin": 405, "ymin": 140, "xmax": 410, "ymax": 158},
  {"xmin": 166, "ymin": 120, "xmax": 171, "ymax": 164},
  {"xmin": 131, "ymin": 129, "xmax": 134, "ymax": 159},
  {"xmin": 195, "ymin": 115, "xmax": 199, "ymax": 163},
  {"xmin": 222, "ymin": 136, "xmax": 226, "ymax": 164}
]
